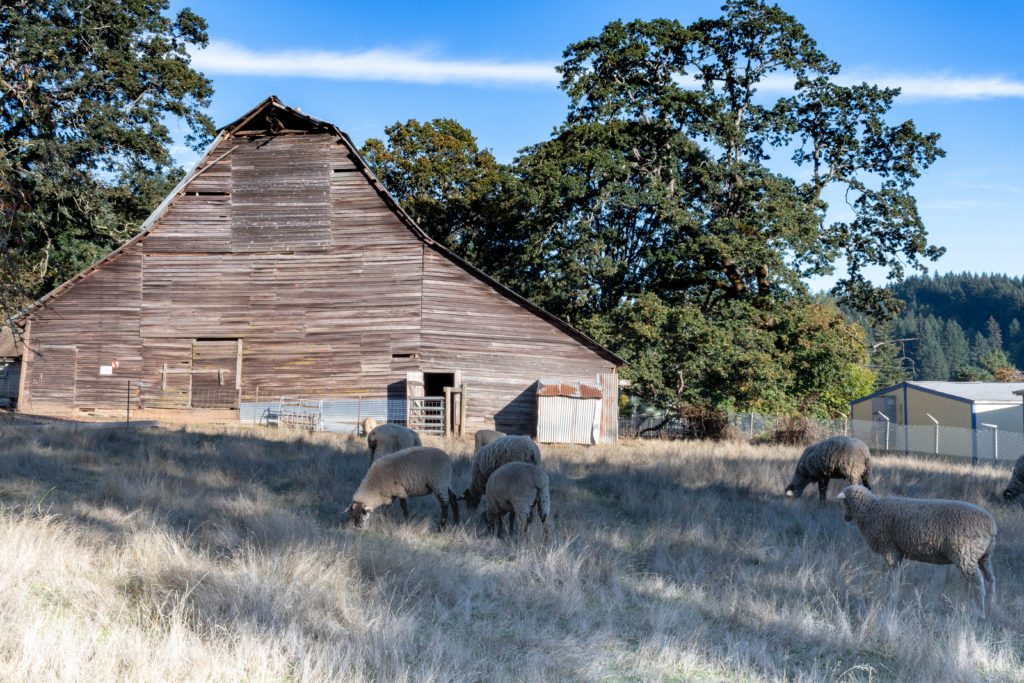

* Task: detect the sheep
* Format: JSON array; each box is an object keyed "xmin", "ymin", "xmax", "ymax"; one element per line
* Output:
[
  {"xmin": 481, "ymin": 461, "xmax": 549, "ymax": 540},
  {"xmin": 461, "ymin": 435, "xmax": 541, "ymax": 511},
  {"xmin": 836, "ymin": 484, "xmax": 997, "ymax": 618},
  {"xmin": 1001, "ymin": 454, "xmax": 1024, "ymax": 500},
  {"xmin": 474, "ymin": 429, "xmax": 506, "ymax": 454},
  {"xmin": 346, "ymin": 446, "xmax": 460, "ymax": 530},
  {"xmin": 360, "ymin": 416, "xmax": 378, "ymax": 436},
  {"xmin": 366, "ymin": 423, "xmax": 421, "ymax": 462},
  {"xmin": 785, "ymin": 435, "xmax": 871, "ymax": 502}
]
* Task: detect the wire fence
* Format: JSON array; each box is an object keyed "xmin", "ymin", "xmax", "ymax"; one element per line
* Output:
[
  {"xmin": 239, "ymin": 395, "xmax": 408, "ymax": 433},
  {"xmin": 620, "ymin": 411, "xmax": 1024, "ymax": 465}
]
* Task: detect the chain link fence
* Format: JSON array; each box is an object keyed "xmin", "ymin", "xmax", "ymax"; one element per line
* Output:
[
  {"xmin": 239, "ymin": 394, "xmax": 407, "ymax": 433},
  {"xmin": 620, "ymin": 411, "xmax": 1024, "ymax": 464}
]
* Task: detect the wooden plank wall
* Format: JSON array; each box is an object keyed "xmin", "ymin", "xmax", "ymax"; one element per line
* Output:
[
  {"xmin": 23, "ymin": 248, "xmax": 143, "ymax": 407},
  {"xmin": 21, "ymin": 123, "xmax": 619, "ymax": 430}
]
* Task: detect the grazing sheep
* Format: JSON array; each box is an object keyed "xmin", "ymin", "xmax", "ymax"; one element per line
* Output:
[
  {"xmin": 462, "ymin": 435, "xmax": 541, "ymax": 511},
  {"xmin": 347, "ymin": 446, "xmax": 460, "ymax": 530},
  {"xmin": 1002, "ymin": 455, "xmax": 1024, "ymax": 500},
  {"xmin": 474, "ymin": 429, "xmax": 506, "ymax": 454},
  {"xmin": 481, "ymin": 461, "xmax": 549, "ymax": 540},
  {"xmin": 367, "ymin": 423, "xmax": 421, "ymax": 461},
  {"xmin": 786, "ymin": 435, "xmax": 871, "ymax": 502},
  {"xmin": 837, "ymin": 485, "xmax": 997, "ymax": 618},
  {"xmin": 360, "ymin": 416, "xmax": 378, "ymax": 436}
]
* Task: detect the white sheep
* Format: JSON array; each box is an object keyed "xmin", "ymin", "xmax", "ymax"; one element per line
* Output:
[
  {"xmin": 481, "ymin": 461, "xmax": 550, "ymax": 541},
  {"xmin": 474, "ymin": 429, "xmax": 506, "ymax": 454},
  {"xmin": 461, "ymin": 435, "xmax": 541, "ymax": 511},
  {"xmin": 347, "ymin": 446, "xmax": 460, "ymax": 530},
  {"xmin": 836, "ymin": 485, "xmax": 997, "ymax": 618},
  {"xmin": 366, "ymin": 423, "xmax": 421, "ymax": 461},
  {"xmin": 786, "ymin": 435, "xmax": 871, "ymax": 502},
  {"xmin": 360, "ymin": 416, "xmax": 378, "ymax": 436}
]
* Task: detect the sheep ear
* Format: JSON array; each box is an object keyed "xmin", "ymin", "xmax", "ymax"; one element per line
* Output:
[{"xmin": 835, "ymin": 491, "xmax": 846, "ymax": 500}]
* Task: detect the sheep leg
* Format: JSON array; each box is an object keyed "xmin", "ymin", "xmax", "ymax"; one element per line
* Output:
[
  {"xmin": 447, "ymin": 487, "xmax": 461, "ymax": 525},
  {"xmin": 958, "ymin": 559, "xmax": 987, "ymax": 619},
  {"xmin": 885, "ymin": 553, "xmax": 904, "ymax": 607},
  {"xmin": 496, "ymin": 513, "xmax": 505, "ymax": 539},
  {"xmin": 398, "ymin": 498, "xmax": 409, "ymax": 521},
  {"xmin": 979, "ymin": 552, "xmax": 996, "ymax": 612},
  {"xmin": 860, "ymin": 472, "xmax": 871, "ymax": 490},
  {"xmin": 817, "ymin": 477, "xmax": 830, "ymax": 503},
  {"xmin": 508, "ymin": 509, "xmax": 518, "ymax": 538},
  {"xmin": 435, "ymin": 492, "xmax": 448, "ymax": 531}
]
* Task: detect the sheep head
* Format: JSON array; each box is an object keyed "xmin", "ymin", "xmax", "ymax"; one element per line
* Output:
[
  {"xmin": 462, "ymin": 487, "xmax": 482, "ymax": 511},
  {"xmin": 348, "ymin": 501, "xmax": 370, "ymax": 527}
]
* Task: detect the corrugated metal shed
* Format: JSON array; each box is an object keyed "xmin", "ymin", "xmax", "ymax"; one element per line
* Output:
[{"xmin": 536, "ymin": 379, "xmax": 603, "ymax": 445}]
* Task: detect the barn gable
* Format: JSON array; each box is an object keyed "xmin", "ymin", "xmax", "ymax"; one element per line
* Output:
[{"xmin": 17, "ymin": 96, "xmax": 621, "ymax": 435}]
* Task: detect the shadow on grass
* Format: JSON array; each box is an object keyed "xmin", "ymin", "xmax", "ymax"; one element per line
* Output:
[{"xmin": 1, "ymin": 422, "xmax": 1022, "ymax": 679}]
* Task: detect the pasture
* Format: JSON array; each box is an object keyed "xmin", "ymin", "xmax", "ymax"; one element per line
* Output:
[{"xmin": 0, "ymin": 418, "xmax": 1023, "ymax": 681}]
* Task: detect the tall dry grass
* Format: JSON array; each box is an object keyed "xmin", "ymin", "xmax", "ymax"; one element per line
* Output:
[{"xmin": 0, "ymin": 417, "xmax": 1023, "ymax": 681}]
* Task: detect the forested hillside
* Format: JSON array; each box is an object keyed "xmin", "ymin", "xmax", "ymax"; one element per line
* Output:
[{"xmin": 861, "ymin": 273, "xmax": 1024, "ymax": 386}]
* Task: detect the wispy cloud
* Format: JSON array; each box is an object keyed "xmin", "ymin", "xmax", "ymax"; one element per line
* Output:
[
  {"xmin": 191, "ymin": 41, "xmax": 1024, "ymax": 100},
  {"xmin": 754, "ymin": 71, "xmax": 1024, "ymax": 100},
  {"xmin": 190, "ymin": 40, "xmax": 559, "ymax": 86}
]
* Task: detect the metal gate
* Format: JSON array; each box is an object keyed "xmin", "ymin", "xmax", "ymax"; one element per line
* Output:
[{"xmin": 409, "ymin": 396, "xmax": 445, "ymax": 433}]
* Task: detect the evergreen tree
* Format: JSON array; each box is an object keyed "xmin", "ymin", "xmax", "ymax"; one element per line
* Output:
[
  {"xmin": 869, "ymin": 318, "xmax": 908, "ymax": 389},
  {"xmin": 972, "ymin": 331, "xmax": 991, "ymax": 365},
  {"xmin": 943, "ymin": 319, "xmax": 970, "ymax": 376},
  {"xmin": 916, "ymin": 316, "xmax": 949, "ymax": 380}
]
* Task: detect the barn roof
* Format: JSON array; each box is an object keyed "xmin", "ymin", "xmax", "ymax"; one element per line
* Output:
[{"xmin": 16, "ymin": 96, "xmax": 624, "ymax": 366}]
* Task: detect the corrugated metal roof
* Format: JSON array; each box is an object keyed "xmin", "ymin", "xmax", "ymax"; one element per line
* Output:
[
  {"xmin": 908, "ymin": 381, "xmax": 1024, "ymax": 404},
  {"xmin": 0, "ymin": 328, "xmax": 21, "ymax": 357},
  {"xmin": 537, "ymin": 380, "xmax": 603, "ymax": 399}
]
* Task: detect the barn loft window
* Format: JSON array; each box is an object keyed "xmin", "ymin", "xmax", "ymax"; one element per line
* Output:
[
  {"xmin": 186, "ymin": 191, "xmax": 230, "ymax": 196},
  {"xmin": 332, "ymin": 167, "xmax": 359, "ymax": 174},
  {"xmin": 391, "ymin": 353, "xmax": 419, "ymax": 359}
]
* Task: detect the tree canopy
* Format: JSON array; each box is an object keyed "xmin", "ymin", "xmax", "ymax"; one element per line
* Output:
[
  {"xmin": 1, "ymin": 0, "xmax": 214, "ymax": 317},
  {"xmin": 362, "ymin": 0, "xmax": 943, "ymax": 417}
]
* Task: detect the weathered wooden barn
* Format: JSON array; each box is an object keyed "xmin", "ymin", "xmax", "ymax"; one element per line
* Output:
[{"xmin": 15, "ymin": 96, "xmax": 622, "ymax": 439}]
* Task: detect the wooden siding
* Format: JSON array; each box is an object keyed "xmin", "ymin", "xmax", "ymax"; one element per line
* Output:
[
  {"xmin": 22, "ymin": 248, "xmax": 143, "ymax": 407},
  {"xmin": 231, "ymin": 136, "xmax": 331, "ymax": 253},
  {"xmin": 20, "ymin": 107, "xmax": 620, "ymax": 431}
]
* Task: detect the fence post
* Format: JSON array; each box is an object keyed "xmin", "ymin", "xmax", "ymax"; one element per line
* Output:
[
  {"xmin": 926, "ymin": 413, "xmax": 939, "ymax": 455},
  {"xmin": 875, "ymin": 411, "xmax": 891, "ymax": 453}
]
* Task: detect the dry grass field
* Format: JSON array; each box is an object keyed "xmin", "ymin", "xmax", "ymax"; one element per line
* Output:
[{"xmin": 1, "ymin": 416, "xmax": 1023, "ymax": 681}]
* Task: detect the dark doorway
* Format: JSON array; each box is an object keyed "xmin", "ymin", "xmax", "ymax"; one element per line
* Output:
[{"xmin": 424, "ymin": 372, "xmax": 455, "ymax": 397}]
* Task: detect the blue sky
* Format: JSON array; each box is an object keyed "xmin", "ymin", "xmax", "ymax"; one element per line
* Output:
[{"xmin": 170, "ymin": 0, "xmax": 1024, "ymax": 287}]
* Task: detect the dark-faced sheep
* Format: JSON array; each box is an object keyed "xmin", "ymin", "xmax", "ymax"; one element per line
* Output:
[
  {"xmin": 837, "ymin": 485, "xmax": 997, "ymax": 618},
  {"xmin": 474, "ymin": 429, "xmax": 506, "ymax": 454},
  {"xmin": 1002, "ymin": 454, "xmax": 1024, "ymax": 500},
  {"xmin": 347, "ymin": 446, "xmax": 460, "ymax": 531},
  {"xmin": 786, "ymin": 435, "xmax": 871, "ymax": 502},
  {"xmin": 462, "ymin": 435, "xmax": 541, "ymax": 511},
  {"xmin": 481, "ymin": 461, "xmax": 550, "ymax": 541},
  {"xmin": 367, "ymin": 423, "xmax": 421, "ymax": 462}
]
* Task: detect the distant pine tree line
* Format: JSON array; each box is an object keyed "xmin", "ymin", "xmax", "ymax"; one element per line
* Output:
[{"xmin": 855, "ymin": 273, "xmax": 1024, "ymax": 388}]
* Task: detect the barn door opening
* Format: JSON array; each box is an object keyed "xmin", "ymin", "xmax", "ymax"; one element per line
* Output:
[{"xmin": 191, "ymin": 339, "xmax": 241, "ymax": 409}]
